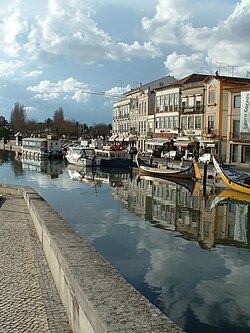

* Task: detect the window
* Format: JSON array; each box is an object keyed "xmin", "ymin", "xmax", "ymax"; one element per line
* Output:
[
  {"xmin": 164, "ymin": 117, "xmax": 169, "ymax": 128},
  {"xmin": 233, "ymin": 120, "xmax": 240, "ymax": 138},
  {"xmin": 169, "ymin": 117, "xmax": 173, "ymax": 128},
  {"xmin": 208, "ymin": 85, "xmax": 216, "ymax": 104},
  {"xmin": 173, "ymin": 116, "xmax": 178, "ymax": 129},
  {"xmin": 169, "ymin": 94, "xmax": 173, "ymax": 111},
  {"xmin": 233, "ymin": 95, "xmax": 241, "ymax": 108},
  {"xmin": 242, "ymin": 145, "xmax": 250, "ymax": 163},
  {"xmin": 232, "ymin": 144, "xmax": 238, "ymax": 162},
  {"xmin": 181, "ymin": 116, "xmax": 187, "ymax": 129},
  {"xmin": 188, "ymin": 116, "xmax": 194, "ymax": 129},
  {"xmin": 195, "ymin": 116, "xmax": 201, "ymax": 129},
  {"xmin": 156, "ymin": 96, "xmax": 160, "ymax": 112},
  {"xmin": 159, "ymin": 117, "xmax": 164, "ymax": 128},
  {"xmin": 174, "ymin": 95, "xmax": 179, "ymax": 111},
  {"xmin": 196, "ymin": 100, "xmax": 202, "ymax": 111},
  {"xmin": 208, "ymin": 116, "xmax": 215, "ymax": 129}
]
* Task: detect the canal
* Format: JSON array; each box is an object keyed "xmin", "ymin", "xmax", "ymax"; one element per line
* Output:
[{"xmin": 1, "ymin": 150, "xmax": 250, "ymax": 333}]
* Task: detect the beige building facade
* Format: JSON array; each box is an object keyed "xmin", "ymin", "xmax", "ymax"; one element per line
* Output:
[{"xmin": 111, "ymin": 73, "xmax": 250, "ymax": 165}]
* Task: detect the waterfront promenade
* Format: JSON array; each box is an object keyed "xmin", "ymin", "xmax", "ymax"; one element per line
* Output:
[{"xmin": 0, "ymin": 188, "xmax": 71, "ymax": 333}]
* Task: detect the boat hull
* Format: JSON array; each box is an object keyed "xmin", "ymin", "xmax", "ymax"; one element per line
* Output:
[
  {"xmin": 136, "ymin": 154, "xmax": 201, "ymax": 180},
  {"xmin": 213, "ymin": 156, "xmax": 250, "ymax": 195}
]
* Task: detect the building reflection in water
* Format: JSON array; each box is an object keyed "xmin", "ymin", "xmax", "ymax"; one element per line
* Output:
[{"xmin": 109, "ymin": 172, "xmax": 250, "ymax": 251}]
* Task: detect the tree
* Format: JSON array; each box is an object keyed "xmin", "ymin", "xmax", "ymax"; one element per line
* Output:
[
  {"xmin": 90, "ymin": 123, "xmax": 111, "ymax": 139},
  {"xmin": 0, "ymin": 116, "xmax": 12, "ymax": 141},
  {"xmin": 10, "ymin": 102, "xmax": 27, "ymax": 133},
  {"xmin": 53, "ymin": 107, "xmax": 65, "ymax": 136}
]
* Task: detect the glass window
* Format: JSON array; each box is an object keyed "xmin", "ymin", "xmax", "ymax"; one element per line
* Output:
[
  {"xmin": 164, "ymin": 117, "xmax": 169, "ymax": 128},
  {"xmin": 242, "ymin": 145, "xmax": 250, "ymax": 163},
  {"xmin": 169, "ymin": 117, "xmax": 173, "ymax": 128},
  {"xmin": 156, "ymin": 96, "xmax": 160, "ymax": 112},
  {"xmin": 208, "ymin": 85, "xmax": 216, "ymax": 104},
  {"xmin": 173, "ymin": 116, "xmax": 178, "ymax": 129},
  {"xmin": 232, "ymin": 144, "xmax": 238, "ymax": 162},
  {"xmin": 181, "ymin": 116, "xmax": 187, "ymax": 129},
  {"xmin": 188, "ymin": 116, "xmax": 194, "ymax": 129},
  {"xmin": 159, "ymin": 117, "xmax": 164, "ymax": 128},
  {"xmin": 208, "ymin": 116, "xmax": 215, "ymax": 129},
  {"xmin": 233, "ymin": 120, "xmax": 240, "ymax": 138},
  {"xmin": 196, "ymin": 100, "xmax": 202, "ymax": 111},
  {"xmin": 169, "ymin": 94, "xmax": 173, "ymax": 111},
  {"xmin": 195, "ymin": 116, "xmax": 201, "ymax": 129},
  {"xmin": 234, "ymin": 95, "xmax": 241, "ymax": 108}
]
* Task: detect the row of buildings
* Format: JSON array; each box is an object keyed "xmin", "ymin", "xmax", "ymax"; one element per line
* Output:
[{"xmin": 111, "ymin": 73, "xmax": 250, "ymax": 166}]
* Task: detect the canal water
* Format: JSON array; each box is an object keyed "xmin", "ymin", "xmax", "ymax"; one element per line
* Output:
[{"xmin": 1, "ymin": 150, "xmax": 250, "ymax": 333}]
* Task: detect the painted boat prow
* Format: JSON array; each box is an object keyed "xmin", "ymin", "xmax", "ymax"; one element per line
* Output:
[{"xmin": 213, "ymin": 156, "xmax": 250, "ymax": 195}]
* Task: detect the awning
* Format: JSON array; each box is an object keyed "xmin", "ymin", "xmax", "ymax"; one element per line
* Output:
[
  {"xmin": 124, "ymin": 135, "xmax": 137, "ymax": 142},
  {"xmin": 146, "ymin": 138, "xmax": 171, "ymax": 146},
  {"xmin": 174, "ymin": 140, "xmax": 194, "ymax": 148},
  {"xmin": 109, "ymin": 135, "xmax": 118, "ymax": 141}
]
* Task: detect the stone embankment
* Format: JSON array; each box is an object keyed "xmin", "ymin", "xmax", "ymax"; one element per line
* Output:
[{"xmin": 0, "ymin": 184, "xmax": 185, "ymax": 333}]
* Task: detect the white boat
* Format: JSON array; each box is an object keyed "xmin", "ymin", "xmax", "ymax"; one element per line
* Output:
[
  {"xmin": 22, "ymin": 136, "xmax": 63, "ymax": 159},
  {"xmin": 65, "ymin": 146, "xmax": 101, "ymax": 167}
]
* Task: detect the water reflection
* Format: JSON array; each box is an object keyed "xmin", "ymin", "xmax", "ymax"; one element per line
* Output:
[{"xmin": 1, "ymin": 151, "xmax": 250, "ymax": 333}]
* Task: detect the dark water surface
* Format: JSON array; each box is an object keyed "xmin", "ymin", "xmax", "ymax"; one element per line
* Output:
[{"xmin": 1, "ymin": 150, "xmax": 250, "ymax": 333}]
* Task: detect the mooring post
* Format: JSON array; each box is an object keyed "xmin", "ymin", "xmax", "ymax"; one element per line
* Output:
[{"xmin": 203, "ymin": 161, "xmax": 208, "ymax": 197}]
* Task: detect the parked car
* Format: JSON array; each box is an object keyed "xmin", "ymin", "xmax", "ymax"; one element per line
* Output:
[
  {"xmin": 198, "ymin": 153, "xmax": 212, "ymax": 163},
  {"xmin": 141, "ymin": 149, "xmax": 161, "ymax": 158},
  {"xmin": 162, "ymin": 150, "xmax": 177, "ymax": 160}
]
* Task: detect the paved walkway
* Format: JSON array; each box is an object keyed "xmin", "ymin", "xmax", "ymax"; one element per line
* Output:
[{"xmin": 0, "ymin": 191, "xmax": 71, "ymax": 333}]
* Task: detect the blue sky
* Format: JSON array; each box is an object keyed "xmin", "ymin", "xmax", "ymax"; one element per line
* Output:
[{"xmin": 0, "ymin": 0, "xmax": 249, "ymax": 125}]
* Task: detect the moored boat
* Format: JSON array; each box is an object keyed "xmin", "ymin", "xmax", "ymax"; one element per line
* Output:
[
  {"xmin": 65, "ymin": 146, "xmax": 101, "ymax": 167},
  {"xmin": 136, "ymin": 154, "xmax": 201, "ymax": 180},
  {"xmin": 213, "ymin": 156, "xmax": 250, "ymax": 195},
  {"xmin": 94, "ymin": 148, "xmax": 132, "ymax": 168}
]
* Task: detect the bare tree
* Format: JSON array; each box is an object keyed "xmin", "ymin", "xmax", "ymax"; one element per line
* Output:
[{"xmin": 10, "ymin": 102, "xmax": 27, "ymax": 133}]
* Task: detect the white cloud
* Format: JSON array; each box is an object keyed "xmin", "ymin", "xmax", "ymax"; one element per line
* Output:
[
  {"xmin": 141, "ymin": 0, "xmax": 192, "ymax": 44},
  {"xmin": 27, "ymin": 77, "xmax": 89, "ymax": 102},
  {"xmin": 164, "ymin": 52, "xmax": 212, "ymax": 78},
  {"xmin": 23, "ymin": 0, "xmax": 161, "ymax": 64},
  {"xmin": 24, "ymin": 70, "xmax": 43, "ymax": 78},
  {"xmin": 141, "ymin": 0, "xmax": 250, "ymax": 77},
  {"xmin": 0, "ymin": 60, "xmax": 24, "ymax": 77},
  {"xmin": 0, "ymin": 3, "xmax": 28, "ymax": 57}
]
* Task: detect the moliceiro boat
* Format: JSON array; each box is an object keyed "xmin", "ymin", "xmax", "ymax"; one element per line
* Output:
[
  {"xmin": 213, "ymin": 156, "xmax": 250, "ymax": 195},
  {"xmin": 136, "ymin": 154, "xmax": 201, "ymax": 180}
]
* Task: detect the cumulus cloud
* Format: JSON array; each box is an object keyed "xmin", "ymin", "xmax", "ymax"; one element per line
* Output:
[
  {"xmin": 141, "ymin": 0, "xmax": 192, "ymax": 44},
  {"xmin": 22, "ymin": 0, "xmax": 161, "ymax": 64},
  {"xmin": 27, "ymin": 77, "xmax": 89, "ymax": 102},
  {"xmin": 164, "ymin": 52, "xmax": 212, "ymax": 78},
  {"xmin": 142, "ymin": 0, "xmax": 250, "ymax": 77}
]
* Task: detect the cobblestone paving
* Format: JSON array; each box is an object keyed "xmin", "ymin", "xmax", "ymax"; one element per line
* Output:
[{"xmin": 0, "ymin": 193, "xmax": 71, "ymax": 333}]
